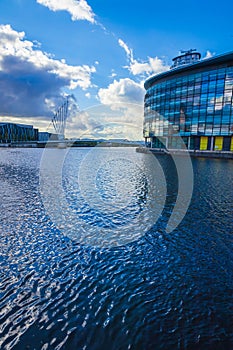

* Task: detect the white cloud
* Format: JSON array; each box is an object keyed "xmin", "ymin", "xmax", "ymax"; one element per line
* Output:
[
  {"xmin": 118, "ymin": 38, "xmax": 169, "ymax": 76},
  {"xmin": 93, "ymin": 78, "xmax": 145, "ymax": 140},
  {"xmin": 118, "ymin": 39, "xmax": 133, "ymax": 60},
  {"xmin": 67, "ymin": 110, "xmax": 98, "ymax": 136},
  {"xmin": 0, "ymin": 24, "xmax": 96, "ymax": 117},
  {"xmin": 203, "ymin": 50, "xmax": 215, "ymax": 59},
  {"xmin": 98, "ymin": 78, "xmax": 144, "ymax": 106},
  {"xmin": 36, "ymin": 0, "xmax": 95, "ymax": 23},
  {"xmin": 129, "ymin": 57, "xmax": 169, "ymax": 76},
  {"xmin": 65, "ymin": 103, "xmax": 144, "ymax": 140},
  {"xmin": 109, "ymin": 69, "xmax": 117, "ymax": 78}
]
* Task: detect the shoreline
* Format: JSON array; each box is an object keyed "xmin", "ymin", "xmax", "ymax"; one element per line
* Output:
[{"xmin": 136, "ymin": 147, "xmax": 233, "ymax": 159}]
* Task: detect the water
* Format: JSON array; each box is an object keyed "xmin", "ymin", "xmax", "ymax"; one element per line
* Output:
[{"xmin": 0, "ymin": 148, "xmax": 232, "ymax": 350}]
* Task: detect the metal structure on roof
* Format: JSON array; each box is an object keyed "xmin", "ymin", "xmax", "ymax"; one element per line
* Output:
[
  {"xmin": 180, "ymin": 49, "xmax": 197, "ymax": 55},
  {"xmin": 144, "ymin": 51, "xmax": 233, "ymax": 90}
]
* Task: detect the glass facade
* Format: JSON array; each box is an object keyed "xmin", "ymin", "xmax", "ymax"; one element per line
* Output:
[
  {"xmin": 144, "ymin": 53, "xmax": 233, "ymax": 151},
  {"xmin": 0, "ymin": 123, "xmax": 38, "ymax": 143}
]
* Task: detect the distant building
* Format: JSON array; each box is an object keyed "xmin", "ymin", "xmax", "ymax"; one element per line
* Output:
[
  {"xmin": 144, "ymin": 50, "xmax": 233, "ymax": 151},
  {"xmin": 38, "ymin": 132, "xmax": 59, "ymax": 142},
  {"xmin": 0, "ymin": 122, "xmax": 38, "ymax": 143}
]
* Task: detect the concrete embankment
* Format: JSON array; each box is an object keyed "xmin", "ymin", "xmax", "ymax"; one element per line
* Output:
[{"xmin": 136, "ymin": 147, "xmax": 233, "ymax": 159}]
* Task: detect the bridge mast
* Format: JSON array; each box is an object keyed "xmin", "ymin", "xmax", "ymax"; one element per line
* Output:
[{"xmin": 51, "ymin": 97, "xmax": 69, "ymax": 140}]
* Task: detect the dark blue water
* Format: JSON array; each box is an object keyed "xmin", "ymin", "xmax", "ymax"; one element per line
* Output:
[{"xmin": 0, "ymin": 148, "xmax": 232, "ymax": 350}]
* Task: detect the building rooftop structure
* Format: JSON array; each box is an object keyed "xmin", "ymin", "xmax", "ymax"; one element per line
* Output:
[
  {"xmin": 145, "ymin": 51, "xmax": 233, "ymax": 90},
  {"xmin": 171, "ymin": 49, "xmax": 201, "ymax": 69},
  {"xmin": 0, "ymin": 122, "xmax": 34, "ymax": 128}
]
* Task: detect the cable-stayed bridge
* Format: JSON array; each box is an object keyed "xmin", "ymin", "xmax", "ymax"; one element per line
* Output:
[{"xmin": 51, "ymin": 98, "xmax": 69, "ymax": 140}]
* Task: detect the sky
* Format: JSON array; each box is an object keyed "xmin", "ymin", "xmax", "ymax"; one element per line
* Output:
[{"xmin": 0, "ymin": 0, "xmax": 233, "ymax": 140}]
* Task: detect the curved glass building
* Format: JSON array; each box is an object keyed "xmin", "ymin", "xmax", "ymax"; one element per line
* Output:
[{"xmin": 144, "ymin": 50, "xmax": 233, "ymax": 151}]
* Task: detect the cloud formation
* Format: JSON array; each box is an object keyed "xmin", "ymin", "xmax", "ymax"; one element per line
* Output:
[
  {"xmin": 118, "ymin": 38, "xmax": 169, "ymax": 76},
  {"xmin": 98, "ymin": 78, "xmax": 144, "ymax": 106},
  {"xmin": 62, "ymin": 78, "xmax": 145, "ymax": 140},
  {"xmin": 66, "ymin": 103, "xmax": 144, "ymax": 140},
  {"xmin": 118, "ymin": 39, "xmax": 133, "ymax": 60},
  {"xmin": 93, "ymin": 39, "xmax": 168, "ymax": 140},
  {"xmin": 0, "ymin": 24, "xmax": 96, "ymax": 117},
  {"xmin": 203, "ymin": 50, "xmax": 215, "ymax": 59},
  {"xmin": 36, "ymin": 0, "xmax": 95, "ymax": 23},
  {"xmin": 94, "ymin": 78, "xmax": 145, "ymax": 140}
]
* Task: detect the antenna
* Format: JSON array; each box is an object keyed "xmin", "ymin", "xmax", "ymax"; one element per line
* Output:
[{"xmin": 180, "ymin": 49, "xmax": 197, "ymax": 55}]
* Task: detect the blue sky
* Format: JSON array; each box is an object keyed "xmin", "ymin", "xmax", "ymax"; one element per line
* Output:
[{"xmin": 0, "ymin": 0, "xmax": 233, "ymax": 139}]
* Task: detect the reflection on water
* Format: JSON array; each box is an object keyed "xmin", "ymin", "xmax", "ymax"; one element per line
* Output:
[
  {"xmin": 40, "ymin": 147, "xmax": 166, "ymax": 247},
  {"xmin": 0, "ymin": 148, "xmax": 232, "ymax": 350}
]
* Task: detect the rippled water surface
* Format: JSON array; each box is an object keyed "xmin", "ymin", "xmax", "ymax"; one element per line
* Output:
[{"xmin": 0, "ymin": 148, "xmax": 232, "ymax": 350}]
